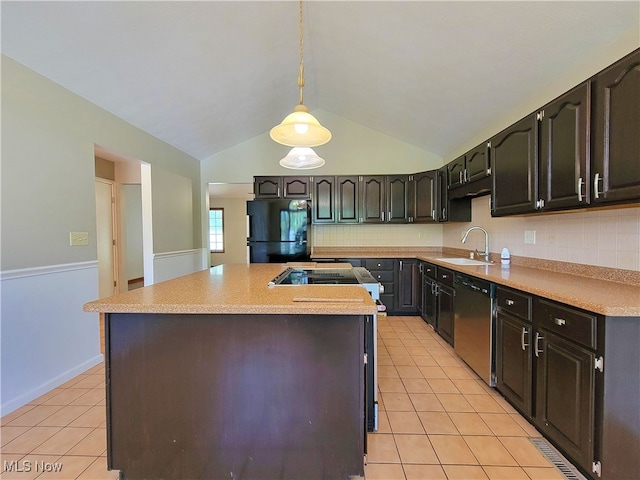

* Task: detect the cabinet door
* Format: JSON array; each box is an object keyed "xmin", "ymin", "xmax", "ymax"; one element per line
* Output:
[
  {"xmin": 312, "ymin": 176, "xmax": 335, "ymax": 223},
  {"xmin": 283, "ymin": 176, "xmax": 311, "ymax": 198},
  {"xmin": 540, "ymin": 82, "xmax": 590, "ymax": 211},
  {"xmin": 421, "ymin": 278, "xmax": 437, "ymax": 329},
  {"xmin": 465, "ymin": 142, "xmax": 491, "ymax": 184},
  {"xmin": 592, "ymin": 49, "xmax": 640, "ymax": 204},
  {"xmin": 396, "ymin": 259, "xmax": 419, "ymax": 314},
  {"xmin": 413, "ymin": 171, "xmax": 437, "ymax": 223},
  {"xmin": 437, "ymin": 285, "xmax": 455, "ymax": 346},
  {"xmin": 336, "ymin": 176, "xmax": 360, "ymax": 223},
  {"xmin": 491, "ymin": 115, "xmax": 538, "ymax": 216},
  {"xmin": 447, "ymin": 156, "xmax": 466, "ymax": 189},
  {"xmin": 387, "ymin": 175, "xmax": 410, "ymax": 223},
  {"xmin": 534, "ymin": 329, "xmax": 595, "ymax": 473},
  {"xmin": 437, "ymin": 168, "xmax": 448, "ymax": 222},
  {"xmin": 495, "ymin": 312, "xmax": 532, "ymax": 417},
  {"xmin": 360, "ymin": 176, "xmax": 386, "ymax": 223},
  {"xmin": 254, "ymin": 176, "xmax": 282, "ymax": 198}
]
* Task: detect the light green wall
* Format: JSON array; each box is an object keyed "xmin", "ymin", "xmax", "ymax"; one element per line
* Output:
[
  {"xmin": 1, "ymin": 56, "xmax": 202, "ymax": 271},
  {"xmin": 200, "ymin": 109, "xmax": 443, "ymax": 184}
]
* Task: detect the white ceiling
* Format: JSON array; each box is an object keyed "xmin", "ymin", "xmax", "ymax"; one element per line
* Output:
[{"xmin": 2, "ymin": 1, "xmax": 638, "ymax": 162}]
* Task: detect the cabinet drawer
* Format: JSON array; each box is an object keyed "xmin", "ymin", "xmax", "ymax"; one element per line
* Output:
[
  {"xmin": 536, "ymin": 299, "xmax": 598, "ymax": 350},
  {"xmin": 370, "ymin": 270, "xmax": 394, "ymax": 284},
  {"xmin": 496, "ymin": 287, "xmax": 532, "ymax": 321},
  {"xmin": 437, "ymin": 267, "xmax": 454, "ymax": 288},
  {"xmin": 422, "ymin": 262, "xmax": 437, "ymax": 280},
  {"xmin": 365, "ymin": 259, "xmax": 395, "ymax": 271}
]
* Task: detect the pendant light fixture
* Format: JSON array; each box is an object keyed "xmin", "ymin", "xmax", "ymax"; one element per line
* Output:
[
  {"xmin": 270, "ymin": 0, "xmax": 331, "ymax": 149},
  {"xmin": 279, "ymin": 147, "xmax": 325, "ymax": 169}
]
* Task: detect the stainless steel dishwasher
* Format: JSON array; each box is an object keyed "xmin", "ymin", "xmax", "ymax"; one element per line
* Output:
[{"xmin": 454, "ymin": 273, "xmax": 496, "ymax": 386}]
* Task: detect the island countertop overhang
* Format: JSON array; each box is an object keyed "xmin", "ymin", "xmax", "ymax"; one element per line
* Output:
[{"xmin": 83, "ymin": 263, "xmax": 378, "ymax": 315}]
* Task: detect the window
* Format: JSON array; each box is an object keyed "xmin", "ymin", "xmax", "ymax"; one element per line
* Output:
[{"xmin": 209, "ymin": 208, "xmax": 224, "ymax": 252}]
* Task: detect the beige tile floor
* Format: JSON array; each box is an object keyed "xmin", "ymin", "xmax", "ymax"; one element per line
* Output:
[
  {"xmin": 0, "ymin": 316, "xmax": 567, "ymax": 480},
  {"xmin": 366, "ymin": 316, "xmax": 565, "ymax": 480}
]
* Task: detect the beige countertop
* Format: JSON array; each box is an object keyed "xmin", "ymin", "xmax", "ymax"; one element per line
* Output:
[
  {"xmin": 83, "ymin": 263, "xmax": 378, "ymax": 316},
  {"xmin": 312, "ymin": 247, "xmax": 640, "ymax": 317}
]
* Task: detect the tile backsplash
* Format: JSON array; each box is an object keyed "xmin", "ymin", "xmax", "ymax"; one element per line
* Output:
[
  {"xmin": 312, "ymin": 223, "xmax": 443, "ymax": 248},
  {"xmin": 312, "ymin": 196, "xmax": 640, "ymax": 272},
  {"xmin": 443, "ymin": 196, "xmax": 640, "ymax": 272}
]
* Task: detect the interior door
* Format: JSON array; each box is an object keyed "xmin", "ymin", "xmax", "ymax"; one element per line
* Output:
[{"xmin": 95, "ymin": 179, "xmax": 118, "ymax": 297}]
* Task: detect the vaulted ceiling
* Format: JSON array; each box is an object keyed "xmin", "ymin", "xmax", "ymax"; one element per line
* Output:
[{"xmin": 2, "ymin": 1, "xmax": 638, "ymax": 161}]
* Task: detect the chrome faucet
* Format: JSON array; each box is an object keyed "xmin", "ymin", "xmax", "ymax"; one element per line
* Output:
[{"xmin": 461, "ymin": 226, "xmax": 490, "ymax": 262}]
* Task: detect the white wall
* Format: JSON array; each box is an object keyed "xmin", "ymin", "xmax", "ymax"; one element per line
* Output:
[
  {"xmin": 1, "ymin": 56, "xmax": 205, "ymax": 414},
  {"xmin": 121, "ymin": 184, "xmax": 144, "ymax": 282}
]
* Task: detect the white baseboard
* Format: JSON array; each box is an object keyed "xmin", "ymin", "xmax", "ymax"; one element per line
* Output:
[{"xmin": 1, "ymin": 354, "xmax": 103, "ymax": 416}]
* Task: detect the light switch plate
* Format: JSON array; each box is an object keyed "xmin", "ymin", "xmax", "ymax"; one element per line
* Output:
[
  {"xmin": 70, "ymin": 232, "xmax": 89, "ymax": 246},
  {"xmin": 524, "ymin": 230, "xmax": 536, "ymax": 244}
]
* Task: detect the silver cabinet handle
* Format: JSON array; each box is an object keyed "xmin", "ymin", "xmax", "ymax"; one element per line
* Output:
[
  {"xmin": 521, "ymin": 327, "xmax": 529, "ymax": 351},
  {"xmin": 577, "ymin": 177, "xmax": 584, "ymax": 202},
  {"xmin": 432, "ymin": 209, "xmax": 436, "ymax": 219},
  {"xmin": 441, "ymin": 274, "xmax": 448, "ymax": 279},
  {"xmin": 459, "ymin": 171, "xmax": 463, "ymax": 184},
  {"xmin": 534, "ymin": 332, "xmax": 544, "ymax": 358},
  {"xmin": 506, "ymin": 299, "xmax": 514, "ymax": 306},
  {"xmin": 554, "ymin": 317, "xmax": 566, "ymax": 326},
  {"xmin": 399, "ymin": 260, "xmax": 403, "ymax": 271},
  {"xmin": 464, "ymin": 169, "xmax": 468, "ymax": 183},
  {"xmin": 594, "ymin": 173, "xmax": 601, "ymax": 199}
]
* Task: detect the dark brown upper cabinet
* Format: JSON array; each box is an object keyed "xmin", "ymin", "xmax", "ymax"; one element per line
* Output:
[
  {"xmin": 253, "ymin": 176, "xmax": 281, "ymax": 198},
  {"xmin": 254, "ymin": 176, "xmax": 311, "ymax": 199},
  {"xmin": 491, "ymin": 115, "xmax": 539, "ymax": 216},
  {"xmin": 360, "ymin": 176, "xmax": 386, "ymax": 223},
  {"xmin": 592, "ymin": 48, "xmax": 640, "ymax": 205},
  {"xmin": 282, "ymin": 176, "xmax": 311, "ymax": 198},
  {"xmin": 311, "ymin": 176, "xmax": 335, "ymax": 223},
  {"xmin": 539, "ymin": 82, "xmax": 591, "ymax": 211},
  {"xmin": 386, "ymin": 175, "xmax": 411, "ymax": 223},
  {"xmin": 411, "ymin": 171, "xmax": 437, "ymax": 223},
  {"xmin": 447, "ymin": 156, "xmax": 466, "ymax": 190},
  {"xmin": 336, "ymin": 176, "xmax": 360, "ymax": 224},
  {"xmin": 447, "ymin": 142, "xmax": 491, "ymax": 190}
]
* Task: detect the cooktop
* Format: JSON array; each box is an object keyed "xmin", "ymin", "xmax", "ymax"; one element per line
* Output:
[{"xmin": 270, "ymin": 268, "xmax": 361, "ymax": 286}]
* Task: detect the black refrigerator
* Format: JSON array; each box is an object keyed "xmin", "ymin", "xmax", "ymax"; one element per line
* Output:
[{"xmin": 246, "ymin": 199, "xmax": 311, "ymax": 263}]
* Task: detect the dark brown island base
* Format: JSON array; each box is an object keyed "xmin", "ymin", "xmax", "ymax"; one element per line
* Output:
[{"xmin": 84, "ymin": 264, "xmax": 377, "ymax": 480}]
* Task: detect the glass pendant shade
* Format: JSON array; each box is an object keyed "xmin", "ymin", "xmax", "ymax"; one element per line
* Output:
[
  {"xmin": 270, "ymin": 104, "xmax": 332, "ymax": 147},
  {"xmin": 279, "ymin": 147, "xmax": 325, "ymax": 169}
]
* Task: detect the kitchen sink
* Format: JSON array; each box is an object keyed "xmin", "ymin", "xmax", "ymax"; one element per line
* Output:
[{"xmin": 435, "ymin": 257, "xmax": 494, "ymax": 266}]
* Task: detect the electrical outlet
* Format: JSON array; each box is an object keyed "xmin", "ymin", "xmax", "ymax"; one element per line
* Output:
[
  {"xmin": 524, "ymin": 230, "xmax": 536, "ymax": 244},
  {"xmin": 70, "ymin": 232, "xmax": 89, "ymax": 246}
]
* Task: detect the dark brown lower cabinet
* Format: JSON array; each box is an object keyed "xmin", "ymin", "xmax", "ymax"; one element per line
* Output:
[
  {"xmin": 420, "ymin": 276, "xmax": 437, "ymax": 329},
  {"xmin": 534, "ymin": 329, "xmax": 595, "ymax": 475},
  {"xmin": 436, "ymin": 284, "xmax": 454, "ymax": 346},
  {"xmin": 495, "ymin": 293, "xmax": 640, "ymax": 480},
  {"xmin": 395, "ymin": 259, "xmax": 420, "ymax": 314},
  {"xmin": 106, "ymin": 313, "xmax": 365, "ymax": 480},
  {"xmin": 495, "ymin": 311, "xmax": 532, "ymax": 417}
]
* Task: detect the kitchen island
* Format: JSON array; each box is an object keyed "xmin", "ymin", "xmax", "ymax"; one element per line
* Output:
[{"xmin": 84, "ymin": 263, "xmax": 377, "ymax": 480}]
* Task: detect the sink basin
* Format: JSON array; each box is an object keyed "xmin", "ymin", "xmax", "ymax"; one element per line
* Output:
[{"xmin": 435, "ymin": 257, "xmax": 493, "ymax": 266}]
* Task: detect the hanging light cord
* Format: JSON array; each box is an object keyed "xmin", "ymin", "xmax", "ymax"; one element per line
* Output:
[{"xmin": 298, "ymin": 0, "xmax": 305, "ymax": 105}]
